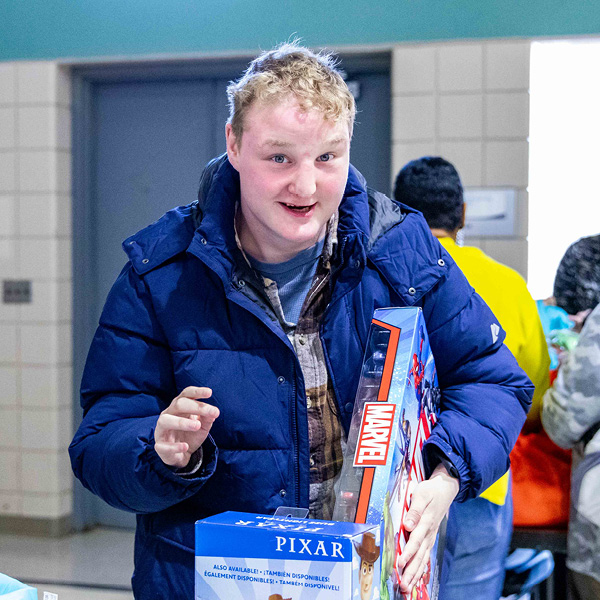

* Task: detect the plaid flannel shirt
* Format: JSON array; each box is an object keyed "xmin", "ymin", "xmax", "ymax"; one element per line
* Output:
[{"xmin": 235, "ymin": 213, "xmax": 345, "ymax": 519}]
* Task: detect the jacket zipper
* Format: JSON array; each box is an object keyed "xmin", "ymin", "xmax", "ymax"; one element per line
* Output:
[
  {"xmin": 321, "ymin": 235, "xmax": 357, "ymax": 431},
  {"xmin": 289, "ymin": 270, "xmax": 331, "ymax": 509},
  {"xmin": 290, "ymin": 369, "xmax": 300, "ymax": 508}
]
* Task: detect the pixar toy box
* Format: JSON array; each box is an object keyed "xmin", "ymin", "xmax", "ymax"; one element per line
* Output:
[
  {"xmin": 333, "ymin": 307, "xmax": 445, "ymax": 600},
  {"xmin": 195, "ymin": 512, "xmax": 381, "ymax": 600}
]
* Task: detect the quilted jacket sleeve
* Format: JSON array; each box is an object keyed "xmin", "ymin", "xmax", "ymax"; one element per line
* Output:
[
  {"xmin": 421, "ymin": 255, "xmax": 534, "ymax": 502},
  {"xmin": 69, "ymin": 263, "xmax": 218, "ymax": 514},
  {"xmin": 542, "ymin": 304, "xmax": 600, "ymax": 450}
]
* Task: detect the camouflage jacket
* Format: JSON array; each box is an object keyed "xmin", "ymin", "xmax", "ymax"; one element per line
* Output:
[{"xmin": 542, "ymin": 303, "xmax": 600, "ymax": 583}]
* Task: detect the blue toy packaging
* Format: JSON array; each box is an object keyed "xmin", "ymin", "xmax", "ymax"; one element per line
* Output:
[
  {"xmin": 333, "ymin": 307, "xmax": 445, "ymax": 600},
  {"xmin": 195, "ymin": 512, "xmax": 380, "ymax": 600}
]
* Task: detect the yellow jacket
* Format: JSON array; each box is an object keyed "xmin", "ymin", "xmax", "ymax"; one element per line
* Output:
[{"xmin": 439, "ymin": 237, "xmax": 550, "ymax": 504}]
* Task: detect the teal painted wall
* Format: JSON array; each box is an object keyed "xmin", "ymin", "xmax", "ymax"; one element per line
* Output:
[{"xmin": 1, "ymin": 0, "xmax": 600, "ymax": 61}]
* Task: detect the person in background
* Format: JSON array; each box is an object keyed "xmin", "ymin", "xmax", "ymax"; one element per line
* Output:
[
  {"xmin": 542, "ymin": 301, "xmax": 600, "ymax": 600},
  {"xmin": 70, "ymin": 47, "xmax": 533, "ymax": 600},
  {"xmin": 553, "ymin": 233, "xmax": 600, "ymax": 320},
  {"xmin": 394, "ymin": 156, "xmax": 550, "ymax": 600},
  {"xmin": 541, "ymin": 237, "xmax": 600, "ymax": 600},
  {"xmin": 540, "ymin": 234, "xmax": 600, "ymax": 378}
]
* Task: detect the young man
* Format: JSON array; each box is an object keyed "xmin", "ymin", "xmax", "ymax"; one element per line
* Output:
[
  {"xmin": 394, "ymin": 156, "xmax": 550, "ymax": 600},
  {"xmin": 70, "ymin": 45, "xmax": 533, "ymax": 600}
]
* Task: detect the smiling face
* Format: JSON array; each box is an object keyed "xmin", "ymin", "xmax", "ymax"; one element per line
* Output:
[
  {"xmin": 226, "ymin": 96, "xmax": 350, "ymax": 263},
  {"xmin": 359, "ymin": 559, "xmax": 374, "ymax": 600}
]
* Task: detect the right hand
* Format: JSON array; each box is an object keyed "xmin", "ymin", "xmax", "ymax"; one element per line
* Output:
[
  {"xmin": 154, "ymin": 386, "xmax": 219, "ymax": 468},
  {"xmin": 397, "ymin": 463, "xmax": 459, "ymax": 594}
]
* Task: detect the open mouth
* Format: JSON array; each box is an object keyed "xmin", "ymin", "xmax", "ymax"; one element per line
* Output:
[{"xmin": 281, "ymin": 202, "xmax": 316, "ymax": 214}]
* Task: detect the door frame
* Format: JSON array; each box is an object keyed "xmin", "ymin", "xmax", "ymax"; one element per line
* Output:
[{"xmin": 70, "ymin": 50, "xmax": 391, "ymax": 530}]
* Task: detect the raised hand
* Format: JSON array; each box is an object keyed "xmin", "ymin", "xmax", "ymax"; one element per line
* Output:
[{"xmin": 154, "ymin": 386, "xmax": 219, "ymax": 468}]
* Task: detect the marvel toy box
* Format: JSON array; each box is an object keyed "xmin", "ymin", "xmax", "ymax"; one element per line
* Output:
[
  {"xmin": 333, "ymin": 307, "xmax": 445, "ymax": 600},
  {"xmin": 195, "ymin": 512, "xmax": 381, "ymax": 600}
]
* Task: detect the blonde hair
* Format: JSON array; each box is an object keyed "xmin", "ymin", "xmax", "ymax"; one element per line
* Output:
[{"xmin": 227, "ymin": 42, "xmax": 356, "ymax": 142}]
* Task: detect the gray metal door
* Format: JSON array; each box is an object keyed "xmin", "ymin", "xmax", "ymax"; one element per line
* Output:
[
  {"xmin": 73, "ymin": 57, "xmax": 390, "ymax": 529},
  {"xmin": 88, "ymin": 78, "xmax": 229, "ymax": 528},
  {"xmin": 347, "ymin": 71, "xmax": 391, "ymax": 196},
  {"xmin": 93, "ymin": 79, "xmax": 229, "ymax": 302}
]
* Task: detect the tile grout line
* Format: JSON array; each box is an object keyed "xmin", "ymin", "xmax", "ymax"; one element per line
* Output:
[
  {"xmin": 482, "ymin": 44, "xmax": 488, "ymax": 186},
  {"xmin": 14, "ymin": 61, "xmax": 24, "ymax": 515}
]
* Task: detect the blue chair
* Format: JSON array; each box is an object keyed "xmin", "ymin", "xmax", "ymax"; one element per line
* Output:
[{"xmin": 501, "ymin": 548, "xmax": 556, "ymax": 600}]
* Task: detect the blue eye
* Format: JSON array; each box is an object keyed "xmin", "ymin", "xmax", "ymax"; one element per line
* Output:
[
  {"xmin": 318, "ymin": 153, "xmax": 332, "ymax": 162},
  {"xmin": 272, "ymin": 155, "xmax": 287, "ymax": 163}
]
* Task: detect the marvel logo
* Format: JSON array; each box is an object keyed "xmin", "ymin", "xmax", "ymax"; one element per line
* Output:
[{"xmin": 353, "ymin": 403, "xmax": 396, "ymax": 466}]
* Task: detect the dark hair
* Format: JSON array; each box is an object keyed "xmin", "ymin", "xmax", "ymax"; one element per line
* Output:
[
  {"xmin": 393, "ymin": 156, "xmax": 464, "ymax": 232},
  {"xmin": 553, "ymin": 234, "xmax": 600, "ymax": 315}
]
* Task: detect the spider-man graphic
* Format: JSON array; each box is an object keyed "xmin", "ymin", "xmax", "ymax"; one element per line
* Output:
[{"xmin": 408, "ymin": 327, "xmax": 425, "ymax": 407}]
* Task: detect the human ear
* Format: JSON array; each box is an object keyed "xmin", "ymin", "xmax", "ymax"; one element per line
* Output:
[{"xmin": 225, "ymin": 123, "xmax": 240, "ymax": 171}]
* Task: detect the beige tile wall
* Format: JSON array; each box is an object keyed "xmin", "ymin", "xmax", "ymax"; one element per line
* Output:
[
  {"xmin": 0, "ymin": 60, "xmax": 73, "ymax": 523},
  {"xmin": 391, "ymin": 40, "xmax": 531, "ymax": 277}
]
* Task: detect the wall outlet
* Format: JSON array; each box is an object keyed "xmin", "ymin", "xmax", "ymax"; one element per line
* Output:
[{"xmin": 2, "ymin": 280, "xmax": 32, "ymax": 303}]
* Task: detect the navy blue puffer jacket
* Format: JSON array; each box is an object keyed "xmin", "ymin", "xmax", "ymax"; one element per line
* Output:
[{"xmin": 69, "ymin": 158, "xmax": 532, "ymax": 599}]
